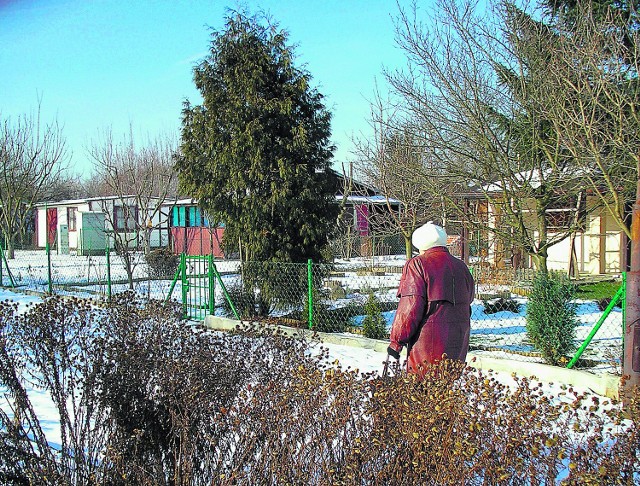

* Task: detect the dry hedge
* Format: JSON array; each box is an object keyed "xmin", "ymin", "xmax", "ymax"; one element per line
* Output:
[{"xmin": 0, "ymin": 294, "xmax": 638, "ymax": 485}]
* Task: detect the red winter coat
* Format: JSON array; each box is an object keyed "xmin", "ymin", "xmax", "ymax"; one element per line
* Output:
[{"xmin": 389, "ymin": 246, "xmax": 475, "ymax": 376}]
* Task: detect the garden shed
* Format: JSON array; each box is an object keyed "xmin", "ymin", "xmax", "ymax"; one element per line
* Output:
[
  {"xmin": 34, "ymin": 196, "xmax": 171, "ymax": 252},
  {"xmin": 474, "ymin": 173, "xmax": 629, "ymax": 275},
  {"xmin": 169, "ymin": 199, "xmax": 225, "ymax": 257}
]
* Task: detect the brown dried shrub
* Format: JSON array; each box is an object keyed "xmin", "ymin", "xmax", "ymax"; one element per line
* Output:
[{"xmin": 0, "ymin": 294, "xmax": 638, "ymax": 485}]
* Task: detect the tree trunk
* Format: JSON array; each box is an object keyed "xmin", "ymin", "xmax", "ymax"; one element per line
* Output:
[
  {"xmin": 531, "ymin": 252, "xmax": 548, "ymax": 274},
  {"xmin": 6, "ymin": 236, "xmax": 15, "ymax": 260},
  {"xmin": 126, "ymin": 262, "xmax": 135, "ymax": 290},
  {"xmin": 119, "ymin": 248, "xmax": 135, "ymax": 290},
  {"xmin": 144, "ymin": 228, "xmax": 152, "ymax": 255},
  {"xmin": 404, "ymin": 234, "xmax": 412, "ymax": 260},
  {"xmin": 623, "ymin": 178, "xmax": 640, "ymax": 399}
]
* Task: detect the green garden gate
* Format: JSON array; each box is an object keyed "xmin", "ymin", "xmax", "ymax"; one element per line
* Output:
[
  {"xmin": 168, "ymin": 254, "xmax": 241, "ymax": 322},
  {"xmin": 179, "ymin": 254, "xmax": 216, "ymax": 321}
]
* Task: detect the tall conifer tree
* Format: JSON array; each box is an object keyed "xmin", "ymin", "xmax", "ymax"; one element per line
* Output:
[{"xmin": 177, "ymin": 11, "xmax": 338, "ymax": 263}]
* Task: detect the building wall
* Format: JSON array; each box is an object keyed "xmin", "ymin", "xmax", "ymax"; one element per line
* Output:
[
  {"xmin": 36, "ymin": 208, "xmax": 47, "ymax": 247},
  {"xmin": 171, "ymin": 227, "xmax": 225, "ymax": 257},
  {"xmin": 36, "ymin": 199, "xmax": 170, "ymax": 251},
  {"xmin": 169, "ymin": 204, "xmax": 224, "ymax": 257},
  {"xmin": 486, "ymin": 194, "xmax": 625, "ymax": 275}
]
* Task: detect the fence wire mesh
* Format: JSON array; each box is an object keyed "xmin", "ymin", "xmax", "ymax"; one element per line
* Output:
[
  {"xmin": 0, "ymin": 247, "xmax": 185, "ymax": 302},
  {"xmin": 0, "ymin": 247, "xmax": 625, "ymax": 375},
  {"xmin": 217, "ymin": 258, "xmax": 624, "ymax": 376}
]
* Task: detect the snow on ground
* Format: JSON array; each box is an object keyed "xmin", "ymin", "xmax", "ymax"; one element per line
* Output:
[
  {"xmin": 0, "ymin": 288, "xmax": 42, "ymax": 311},
  {"xmin": 3, "ymin": 247, "xmax": 624, "ymax": 369},
  {"xmin": 3, "ymin": 249, "xmax": 624, "ymax": 373}
]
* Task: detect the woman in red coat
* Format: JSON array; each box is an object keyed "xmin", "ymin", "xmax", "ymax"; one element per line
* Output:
[{"xmin": 387, "ymin": 222, "xmax": 475, "ymax": 376}]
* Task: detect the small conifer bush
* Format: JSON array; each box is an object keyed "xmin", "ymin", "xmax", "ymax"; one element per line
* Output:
[
  {"xmin": 526, "ymin": 271, "xmax": 578, "ymax": 365},
  {"xmin": 221, "ymin": 283, "xmax": 258, "ymax": 319},
  {"xmin": 362, "ymin": 292, "xmax": 388, "ymax": 340}
]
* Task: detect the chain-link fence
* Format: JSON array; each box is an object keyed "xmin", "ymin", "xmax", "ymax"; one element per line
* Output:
[
  {"xmin": 0, "ymin": 246, "xmax": 625, "ymax": 375},
  {"xmin": 329, "ymin": 234, "xmax": 407, "ymax": 260},
  {"xmin": 0, "ymin": 246, "xmax": 186, "ymax": 301},
  {"xmin": 213, "ymin": 258, "xmax": 624, "ymax": 376}
]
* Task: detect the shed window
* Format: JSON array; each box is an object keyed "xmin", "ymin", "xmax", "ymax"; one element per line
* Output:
[
  {"xmin": 191, "ymin": 207, "xmax": 206, "ymax": 227},
  {"xmin": 67, "ymin": 207, "xmax": 77, "ymax": 231},
  {"xmin": 114, "ymin": 205, "xmax": 137, "ymax": 231},
  {"xmin": 172, "ymin": 206, "xmax": 206, "ymax": 227},
  {"xmin": 172, "ymin": 207, "xmax": 186, "ymax": 227}
]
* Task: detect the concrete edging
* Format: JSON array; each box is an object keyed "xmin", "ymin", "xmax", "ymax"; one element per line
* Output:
[{"xmin": 203, "ymin": 316, "xmax": 620, "ymax": 399}]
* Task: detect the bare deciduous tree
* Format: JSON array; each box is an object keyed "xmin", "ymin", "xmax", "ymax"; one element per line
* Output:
[
  {"xmin": 542, "ymin": 3, "xmax": 638, "ymax": 249},
  {"xmin": 384, "ymin": 0, "xmax": 590, "ymax": 272},
  {"xmin": 354, "ymin": 94, "xmax": 451, "ymax": 259},
  {"xmin": 88, "ymin": 128, "xmax": 177, "ymax": 288},
  {"xmin": 537, "ymin": 0, "xmax": 640, "ymax": 391},
  {"xmin": 0, "ymin": 108, "xmax": 68, "ymax": 259}
]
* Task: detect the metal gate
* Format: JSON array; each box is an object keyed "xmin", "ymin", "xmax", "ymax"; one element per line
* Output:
[
  {"xmin": 168, "ymin": 254, "xmax": 240, "ymax": 322},
  {"xmin": 180, "ymin": 254, "xmax": 215, "ymax": 321}
]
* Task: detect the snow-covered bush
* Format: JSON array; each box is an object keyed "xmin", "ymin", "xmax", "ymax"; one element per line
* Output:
[{"xmin": 1, "ymin": 294, "xmax": 638, "ymax": 484}]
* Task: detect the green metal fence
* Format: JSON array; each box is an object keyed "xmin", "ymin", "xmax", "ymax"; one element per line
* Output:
[
  {"xmin": 164, "ymin": 254, "xmax": 241, "ymax": 322},
  {"xmin": 0, "ymin": 247, "xmax": 627, "ymax": 376},
  {"xmin": 567, "ymin": 274, "xmax": 625, "ymax": 369},
  {"xmin": 179, "ymin": 254, "xmax": 214, "ymax": 321},
  {"xmin": 206, "ymin": 260, "xmax": 626, "ymax": 376},
  {"xmin": 0, "ymin": 246, "xmax": 178, "ymax": 301}
]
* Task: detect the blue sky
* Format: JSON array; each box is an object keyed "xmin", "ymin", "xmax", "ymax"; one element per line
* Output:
[{"xmin": 0, "ymin": 0, "xmax": 408, "ymax": 178}]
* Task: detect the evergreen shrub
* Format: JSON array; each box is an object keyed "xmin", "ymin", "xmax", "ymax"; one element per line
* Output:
[
  {"xmin": 221, "ymin": 282, "xmax": 258, "ymax": 319},
  {"xmin": 306, "ymin": 298, "xmax": 348, "ymax": 333},
  {"xmin": 526, "ymin": 271, "xmax": 578, "ymax": 365},
  {"xmin": 241, "ymin": 261, "xmax": 313, "ymax": 316},
  {"xmin": 362, "ymin": 292, "xmax": 388, "ymax": 340}
]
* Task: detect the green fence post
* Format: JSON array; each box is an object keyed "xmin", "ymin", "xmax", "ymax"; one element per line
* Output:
[
  {"xmin": 211, "ymin": 261, "xmax": 241, "ymax": 321},
  {"xmin": 106, "ymin": 246, "xmax": 112, "ymax": 300},
  {"xmin": 308, "ymin": 259, "xmax": 313, "ymax": 330},
  {"xmin": 181, "ymin": 253, "xmax": 188, "ymax": 319},
  {"xmin": 0, "ymin": 243, "xmax": 16, "ymax": 288},
  {"xmin": 165, "ymin": 267, "xmax": 182, "ymax": 303},
  {"xmin": 46, "ymin": 241, "xmax": 53, "ymax": 295},
  {"xmin": 208, "ymin": 254, "xmax": 215, "ymax": 315},
  {"xmin": 567, "ymin": 283, "xmax": 625, "ymax": 369}
]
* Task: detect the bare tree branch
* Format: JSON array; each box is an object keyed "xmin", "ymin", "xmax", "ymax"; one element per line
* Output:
[
  {"xmin": 87, "ymin": 127, "xmax": 178, "ymax": 288},
  {"xmin": 0, "ymin": 106, "xmax": 68, "ymax": 258}
]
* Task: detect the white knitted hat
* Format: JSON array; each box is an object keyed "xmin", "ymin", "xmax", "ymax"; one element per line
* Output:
[{"xmin": 411, "ymin": 222, "xmax": 447, "ymax": 251}]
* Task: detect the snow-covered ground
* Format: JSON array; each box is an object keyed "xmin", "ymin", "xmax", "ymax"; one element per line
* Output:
[
  {"xmin": 0, "ymin": 287, "xmax": 622, "ymax": 444},
  {"xmin": 0, "ymin": 285, "xmax": 635, "ymax": 485}
]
